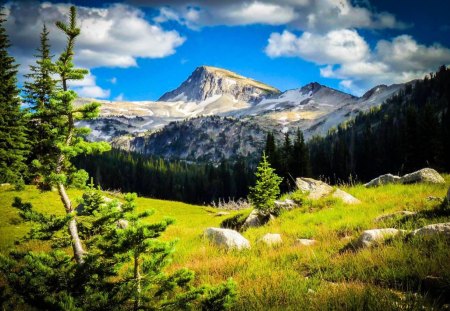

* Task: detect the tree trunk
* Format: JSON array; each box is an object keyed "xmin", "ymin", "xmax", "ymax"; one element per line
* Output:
[
  {"xmin": 134, "ymin": 252, "xmax": 141, "ymax": 311},
  {"xmin": 57, "ymin": 182, "xmax": 85, "ymax": 265}
]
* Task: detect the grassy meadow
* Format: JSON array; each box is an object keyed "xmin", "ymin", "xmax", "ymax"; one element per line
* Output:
[{"xmin": 1, "ymin": 176, "xmax": 449, "ymax": 310}]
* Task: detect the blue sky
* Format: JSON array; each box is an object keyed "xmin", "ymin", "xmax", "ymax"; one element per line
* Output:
[{"xmin": 5, "ymin": 0, "xmax": 450, "ymax": 100}]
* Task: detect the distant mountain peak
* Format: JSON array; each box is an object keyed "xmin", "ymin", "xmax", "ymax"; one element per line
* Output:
[{"xmin": 158, "ymin": 65, "xmax": 280, "ymax": 103}]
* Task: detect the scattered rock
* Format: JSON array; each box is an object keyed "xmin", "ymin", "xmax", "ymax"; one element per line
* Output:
[
  {"xmin": 296, "ymin": 177, "xmax": 360, "ymax": 204},
  {"xmin": 332, "ymin": 189, "xmax": 361, "ymax": 204},
  {"xmin": 364, "ymin": 174, "xmax": 401, "ymax": 187},
  {"xmin": 204, "ymin": 227, "xmax": 250, "ymax": 250},
  {"xmin": 354, "ymin": 228, "xmax": 405, "ymax": 249},
  {"xmin": 258, "ymin": 233, "xmax": 282, "ymax": 246},
  {"xmin": 274, "ymin": 199, "xmax": 296, "ymax": 210},
  {"xmin": 400, "ymin": 168, "xmax": 445, "ymax": 185},
  {"xmin": 242, "ymin": 209, "xmax": 274, "ymax": 229},
  {"xmin": 0, "ymin": 183, "xmax": 10, "ymax": 187},
  {"xmin": 215, "ymin": 211, "xmax": 230, "ymax": 217},
  {"xmin": 375, "ymin": 211, "xmax": 417, "ymax": 222},
  {"xmin": 295, "ymin": 239, "xmax": 317, "ymax": 246},
  {"xmin": 296, "ymin": 178, "xmax": 334, "ymax": 199},
  {"xmin": 411, "ymin": 222, "xmax": 450, "ymax": 238},
  {"xmin": 116, "ymin": 219, "xmax": 129, "ymax": 229}
]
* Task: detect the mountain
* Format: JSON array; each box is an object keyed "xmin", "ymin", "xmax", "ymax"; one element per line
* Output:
[
  {"xmin": 159, "ymin": 65, "xmax": 280, "ymax": 102},
  {"xmin": 77, "ymin": 65, "xmax": 408, "ymax": 162}
]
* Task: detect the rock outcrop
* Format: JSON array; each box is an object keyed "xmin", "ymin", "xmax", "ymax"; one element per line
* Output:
[
  {"xmin": 354, "ymin": 228, "xmax": 405, "ymax": 249},
  {"xmin": 411, "ymin": 223, "xmax": 450, "ymax": 238},
  {"xmin": 364, "ymin": 174, "xmax": 401, "ymax": 187},
  {"xmin": 296, "ymin": 177, "xmax": 360, "ymax": 204},
  {"xmin": 258, "ymin": 233, "xmax": 282, "ymax": 246},
  {"xmin": 204, "ymin": 227, "xmax": 250, "ymax": 250},
  {"xmin": 400, "ymin": 168, "xmax": 445, "ymax": 184},
  {"xmin": 242, "ymin": 209, "xmax": 275, "ymax": 229},
  {"xmin": 365, "ymin": 168, "xmax": 445, "ymax": 187}
]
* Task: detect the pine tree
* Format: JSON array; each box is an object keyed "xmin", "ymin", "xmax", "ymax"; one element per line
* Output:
[
  {"xmin": 248, "ymin": 153, "xmax": 282, "ymax": 214},
  {"xmin": 0, "ymin": 187, "xmax": 236, "ymax": 310},
  {"xmin": 0, "ymin": 8, "xmax": 29, "ymax": 186},
  {"xmin": 23, "ymin": 24, "xmax": 58, "ymax": 184},
  {"xmin": 42, "ymin": 6, "xmax": 110, "ymax": 264},
  {"xmin": 292, "ymin": 128, "xmax": 311, "ymax": 178}
]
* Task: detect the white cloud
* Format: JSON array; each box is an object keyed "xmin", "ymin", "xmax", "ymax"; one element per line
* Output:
[
  {"xmin": 114, "ymin": 93, "xmax": 125, "ymax": 101},
  {"xmin": 69, "ymin": 73, "xmax": 110, "ymax": 99},
  {"xmin": 5, "ymin": 2, "xmax": 185, "ymax": 70},
  {"xmin": 148, "ymin": 0, "xmax": 406, "ymax": 32},
  {"xmin": 265, "ymin": 29, "xmax": 369, "ymax": 64},
  {"xmin": 265, "ymin": 29, "xmax": 450, "ymax": 94}
]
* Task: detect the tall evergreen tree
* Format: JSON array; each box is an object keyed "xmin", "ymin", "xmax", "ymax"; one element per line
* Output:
[
  {"xmin": 23, "ymin": 24, "xmax": 58, "ymax": 184},
  {"xmin": 44, "ymin": 6, "xmax": 110, "ymax": 264},
  {"xmin": 292, "ymin": 128, "xmax": 311, "ymax": 177},
  {"xmin": 0, "ymin": 8, "xmax": 29, "ymax": 186}
]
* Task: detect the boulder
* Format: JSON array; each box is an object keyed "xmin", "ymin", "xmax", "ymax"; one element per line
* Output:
[
  {"xmin": 332, "ymin": 189, "xmax": 361, "ymax": 204},
  {"xmin": 274, "ymin": 199, "xmax": 296, "ymax": 210},
  {"xmin": 296, "ymin": 177, "xmax": 360, "ymax": 204},
  {"xmin": 400, "ymin": 168, "xmax": 445, "ymax": 185},
  {"xmin": 296, "ymin": 177, "xmax": 333, "ymax": 199},
  {"xmin": 242, "ymin": 209, "xmax": 274, "ymax": 229},
  {"xmin": 375, "ymin": 211, "xmax": 417, "ymax": 222},
  {"xmin": 364, "ymin": 174, "xmax": 401, "ymax": 187},
  {"xmin": 258, "ymin": 233, "xmax": 282, "ymax": 246},
  {"xmin": 204, "ymin": 227, "xmax": 250, "ymax": 250},
  {"xmin": 295, "ymin": 239, "xmax": 317, "ymax": 246},
  {"xmin": 354, "ymin": 228, "xmax": 405, "ymax": 249},
  {"xmin": 411, "ymin": 223, "xmax": 450, "ymax": 238}
]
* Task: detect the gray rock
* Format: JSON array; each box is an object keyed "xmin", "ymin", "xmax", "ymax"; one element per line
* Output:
[
  {"xmin": 295, "ymin": 239, "xmax": 317, "ymax": 246},
  {"xmin": 204, "ymin": 227, "xmax": 250, "ymax": 250},
  {"xmin": 258, "ymin": 233, "xmax": 282, "ymax": 246},
  {"xmin": 354, "ymin": 228, "xmax": 405, "ymax": 249},
  {"xmin": 411, "ymin": 223, "xmax": 450, "ymax": 237},
  {"xmin": 116, "ymin": 219, "xmax": 129, "ymax": 229},
  {"xmin": 400, "ymin": 168, "xmax": 445, "ymax": 185},
  {"xmin": 296, "ymin": 177, "xmax": 360, "ymax": 204},
  {"xmin": 375, "ymin": 211, "xmax": 417, "ymax": 222},
  {"xmin": 274, "ymin": 199, "xmax": 296, "ymax": 210},
  {"xmin": 296, "ymin": 177, "xmax": 334, "ymax": 199},
  {"xmin": 242, "ymin": 209, "xmax": 274, "ymax": 229},
  {"xmin": 332, "ymin": 189, "xmax": 361, "ymax": 204},
  {"xmin": 364, "ymin": 174, "xmax": 401, "ymax": 187},
  {"xmin": 0, "ymin": 183, "xmax": 10, "ymax": 187}
]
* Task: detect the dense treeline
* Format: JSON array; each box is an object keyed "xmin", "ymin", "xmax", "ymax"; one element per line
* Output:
[
  {"xmin": 308, "ymin": 65, "xmax": 450, "ymax": 183},
  {"xmin": 75, "ymin": 149, "xmax": 255, "ymax": 204},
  {"xmin": 264, "ymin": 129, "xmax": 311, "ymax": 192}
]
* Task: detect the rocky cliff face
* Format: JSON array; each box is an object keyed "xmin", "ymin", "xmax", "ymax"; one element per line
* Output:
[{"xmin": 159, "ymin": 66, "xmax": 280, "ymax": 103}]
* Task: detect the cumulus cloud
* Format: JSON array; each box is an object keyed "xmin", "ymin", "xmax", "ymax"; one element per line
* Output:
[
  {"xmin": 147, "ymin": 0, "xmax": 407, "ymax": 31},
  {"xmin": 6, "ymin": 2, "xmax": 185, "ymax": 69},
  {"xmin": 4, "ymin": 1, "xmax": 185, "ymax": 98},
  {"xmin": 265, "ymin": 29, "xmax": 369, "ymax": 64},
  {"xmin": 69, "ymin": 73, "xmax": 110, "ymax": 99},
  {"xmin": 266, "ymin": 29, "xmax": 450, "ymax": 94}
]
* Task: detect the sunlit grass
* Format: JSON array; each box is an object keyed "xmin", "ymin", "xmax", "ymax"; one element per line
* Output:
[{"xmin": 1, "ymin": 174, "xmax": 449, "ymax": 309}]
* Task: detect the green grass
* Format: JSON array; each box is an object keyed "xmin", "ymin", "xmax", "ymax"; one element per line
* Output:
[{"xmin": 1, "ymin": 175, "xmax": 449, "ymax": 310}]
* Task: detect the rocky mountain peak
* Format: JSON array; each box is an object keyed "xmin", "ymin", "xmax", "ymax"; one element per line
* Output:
[
  {"xmin": 158, "ymin": 65, "xmax": 280, "ymax": 103},
  {"xmin": 361, "ymin": 84, "xmax": 389, "ymax": 100}
]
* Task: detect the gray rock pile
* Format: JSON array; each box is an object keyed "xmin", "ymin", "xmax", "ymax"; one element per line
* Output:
[
  {"xmin": 365, "ymin": 168, "xmax": 445, "ymax": 187},
  {"xmin": 296, "ymin": 177, "xmax": 361, "ymax": 204}
]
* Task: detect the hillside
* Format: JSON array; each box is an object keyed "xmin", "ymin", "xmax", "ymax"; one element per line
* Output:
[{"xmin": 1, "ymin": 177, "xmax": 449, "ymax": 310}]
